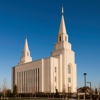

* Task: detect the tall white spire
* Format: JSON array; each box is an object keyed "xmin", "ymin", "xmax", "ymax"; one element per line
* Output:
[
  {"xmin": 19, "ymin": 38, "xmax": 32, "ymax": 65},
  {"xmin": 58, "ymin": 6, "xmax": 67, "ymax": 35}
]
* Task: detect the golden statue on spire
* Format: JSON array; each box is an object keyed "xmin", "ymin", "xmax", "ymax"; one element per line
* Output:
[{"xmin": 62, "ymin": 6, "xmax": 64, "ymax": 15}]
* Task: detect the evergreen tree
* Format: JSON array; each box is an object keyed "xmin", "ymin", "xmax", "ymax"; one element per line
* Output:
[
  {"xmin": 13, "ymin": 85, "xmax": 18, "ymax": 96},
  {"xmin": 7, "ymin": 89, "xmax": 11, "ymax": 97},
  {"xmin": 55, "ymin": 89, "xmax": 59, "ymax": 96}
]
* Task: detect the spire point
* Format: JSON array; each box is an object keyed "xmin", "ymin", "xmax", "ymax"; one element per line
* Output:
[
  {"xmin": 62, "ymin": 6, "xmax": 64, "ymax": 15},
  {"xmin": 58, "ymin": 6, "xmax": 67, "ymax": 35},
  {"xmin": 26, "ymin": 36, "xmax": 27, "ymax": 39}
]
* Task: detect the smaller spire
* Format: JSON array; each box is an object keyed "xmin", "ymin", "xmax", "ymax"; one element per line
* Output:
[
  {"xmin": 19, "ymin": 38, "xmax": 32, "ymax": 65},
  {"xmin": 62, "ymin": 6, "xmax": 64, "ymax": 15}
]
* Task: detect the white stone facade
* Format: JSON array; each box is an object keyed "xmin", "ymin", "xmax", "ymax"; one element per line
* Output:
[{"xmin": 12, "ymin": 8, "xmax": 77, "ymax": 93}]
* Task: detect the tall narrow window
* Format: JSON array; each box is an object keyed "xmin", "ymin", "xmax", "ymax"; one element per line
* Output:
[
  {"xmin": 55, "ymin": 77, "xmax": 56, "ymax": 82},
  {"xmin": 68, "ymin": 65, "xmax": 71, "ymax": 74},
  {"xmin": 59, "ymin": 36, "xmax": 61, "ymax": 41},
  {"xmin": 68, "ymin": 77, "xmax": 71, "ymax": 83},
  {"xmin": 55, "ymin": 67, "xmax": 56, "ymax": 72},
  {"xmin": 17, "ymin": 73, "xmax": 18, "ymax": 84}
]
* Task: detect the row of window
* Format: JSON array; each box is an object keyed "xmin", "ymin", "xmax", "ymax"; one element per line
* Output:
[
  {"xmin": 54, "ymin": 65, "xmax": 71, "ymax": 84},
  {"xmin": 55, "ymin": 77, "xmax": 71, "ymax": 83},
  {"xmin": 58, "ymin": 36, "xmax": 67, "ymax": 41},
  {"xmin": 55, "ymin": 65, "xmax": 71, "ymax": 74}
]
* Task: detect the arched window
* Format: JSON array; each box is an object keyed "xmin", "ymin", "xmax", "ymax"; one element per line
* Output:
[{"xmin": 68, "ymin": 65, "xmax": 71, "ymax": 74}]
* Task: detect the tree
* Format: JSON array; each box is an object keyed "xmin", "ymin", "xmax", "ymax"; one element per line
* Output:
[
  {"xmin": 95, "ymin": 88, "xmax": 98, "ymax": 94},
  {"xmin": 13, "ymin": 85, "xmax": 18, "ymax": 97},
  {"xmin": 6, "ymin": 89, "xmax": 11, "ymax": 97},
  {"xmin": 55, "ymin": 89, "xmax": 59, "ymax": 96},
  {"xmin": 2, "ymin": 78, "xmax": 7, "ymax": 98}
]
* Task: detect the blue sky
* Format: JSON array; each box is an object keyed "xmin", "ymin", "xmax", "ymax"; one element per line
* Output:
[{"xmin": 0, "ymin": 0, "xmax": 100, "ymax": 90}]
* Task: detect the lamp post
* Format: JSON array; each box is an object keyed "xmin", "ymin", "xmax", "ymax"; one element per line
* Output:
[{"xmin": 84, "ymin": 73, "xmax": 87, "ymax": 100}]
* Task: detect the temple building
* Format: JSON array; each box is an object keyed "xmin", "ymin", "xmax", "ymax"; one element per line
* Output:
[{"xmin": 12, "ymin": 7, "xmax": 77, "ymax": 93}]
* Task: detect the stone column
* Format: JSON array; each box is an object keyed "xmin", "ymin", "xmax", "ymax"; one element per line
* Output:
[{"xmin": 37, "ymin": 69, "xmax": 38, "ymax": 92}]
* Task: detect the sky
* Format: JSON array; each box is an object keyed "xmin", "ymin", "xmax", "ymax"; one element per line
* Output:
[{"xmin": 0, "ymin": 0, "xmax": 100, "ymax": 90}]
